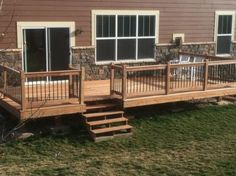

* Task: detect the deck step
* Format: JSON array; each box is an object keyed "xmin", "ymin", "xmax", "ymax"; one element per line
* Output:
[
  {"xmin": 86, "ymin": 117, "xmax": 127, "ymax": 126},
  {"xmin": 86, "ymin": 103, "xmax": 117, "ymax": 111},
  {"xmin": 91, "ymin": 125, "xmax": 132, "ymax": 135},
  {"xmin": 83, "ymin": 111, "xmax": 124, "ymax": 118}
]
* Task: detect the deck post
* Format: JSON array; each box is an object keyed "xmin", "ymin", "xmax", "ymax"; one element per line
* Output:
[
  {"xmin": 69, "ymin": 73, "xmax": 73, "ymax": 98},
  {"xmin": 110, "ymin": 63, "xmax": 115, "ymax": 96},
  {"xmin": 3, "ymin": 67, "xmax": 7, "ymax": 98},
  {"xmin": 79, "ymin": 66, "xmax": 85, "ymax": 104},
  {"xmin": 20, "ymin": 71, "xmax": 26, "ymax": 111},
  {"xmin": 203, "ymin": 59, "xmax": 209, "ymax": 91},
  {"xmin": 166, "ymin": 62, "xmax": 171, "ymax": 95},
  {"xmin": 122, "ymin": 64, "xmax": 127, "ymax": 100}
]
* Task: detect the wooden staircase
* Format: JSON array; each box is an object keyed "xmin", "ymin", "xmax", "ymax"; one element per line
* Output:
[{"xmin": 82, "ymin": 100, "xmax": 132, "ymax": 142}]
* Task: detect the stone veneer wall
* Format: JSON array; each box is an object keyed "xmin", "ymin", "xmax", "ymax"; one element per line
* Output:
[
  {"xmin": 72, "ymin": 43, "xmax": 216, "ymax": 80},
  {"xmin": 0, "ymin": 49, "xmax": 22, "ymax": 71},
  {"xmin": 0, "ymin": 42, "xmax": 224, "ymax": 80},
  {"xmin": 155, "ymin": 43, "xmax": 216, "ymax": 63},
  {"xmin": 231, "ymin": 42, "xmax": 236, "ymax": 58},
  {"xmin": 71, "ymin": 47, "xmax": 155, "ymax": 80}
]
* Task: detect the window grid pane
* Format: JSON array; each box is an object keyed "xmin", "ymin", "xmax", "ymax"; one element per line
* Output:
[
  {"xmin": 96, "ymin": 13, "xmax": 156, "ymax": 61},
  {"xmin": 138, "ymin": 15, "xmax": 155, "ymax": 37},
  {"xmin": 218, "ymin": 15, "xmax": 232, "ymax": 34},
  {"xmin": 117, "ymin": 39, "xmax": 136, "ymax": 60},
  {"xmin": 217, "ymin": 36, "xmax": 231, "ymax": 54},
  {"xmin": 118, "ymin": 15, "xmax": 136, "ymax": 37},
  {"xmin": 96, "ymin": 40, "xmax": 116, "ymax": 61},
  {"xmin": 138, "ymin": 39, "xmax": 155, "ymax": 59},
  {"xmin": 96, "ymin": 15, "xmax": 115, "ymax": 38}
]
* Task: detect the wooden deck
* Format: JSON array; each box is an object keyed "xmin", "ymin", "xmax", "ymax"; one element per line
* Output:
[
  {"xmin": 110, "ymin": 53, "xmax": 236, "ymax": 107},
  {"xmin": 0, "ymin": 80, "xmax": 111, "ymax": 119},
  {"xmin": 0, "ymin": 52, "xmax": 236, "ymax": 120}
]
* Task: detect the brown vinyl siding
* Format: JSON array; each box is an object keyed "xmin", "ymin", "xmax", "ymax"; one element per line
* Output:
[{"xmin": 1, "ymin": 0, "xmax": 236, "ymax": 49}]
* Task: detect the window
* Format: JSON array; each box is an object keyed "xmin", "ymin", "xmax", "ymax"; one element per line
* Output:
[
  {"xmin": 92, "ymin": 10, "xmax": 159, "ymax": 62},
  {"xmin": 215, "ymin": 11, "xmax": 235, "ymax": 55}
]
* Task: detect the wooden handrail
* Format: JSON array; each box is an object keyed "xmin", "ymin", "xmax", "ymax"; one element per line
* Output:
[
  {"xmin": 111, "ymin": 64, "xmax": 123, "ymax": 69},
  {"xmin": 208, "ymin": 60, "xmax": 236, "ymax": 66},
  {"xmin": 24, "ymin": 70, "xmax": 81, "ymax": 78},
  {"xmin": 170, "ymin": 62, "xmax": 205, "ymax": 68},
  {"xmin": 127, "ymin": 64, "xmax": 166, "ymax": 71}
]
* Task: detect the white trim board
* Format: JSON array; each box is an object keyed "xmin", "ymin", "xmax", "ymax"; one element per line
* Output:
[{"xmin": 17, "ymin": 21, "xmax": 76, "ymax": 48}]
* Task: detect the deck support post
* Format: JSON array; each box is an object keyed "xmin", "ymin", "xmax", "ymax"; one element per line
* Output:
[
  {"xmin": 79, "ymin": 66, "xmax": 85, "ymax": 104},
  {"xmin": 166, "ymin": 62, "xmax": 171, "ymax": 95},
  {"xmin": 122, "ymin": 64, "xmax": 127, "ymax": 100},
  {"xmin": 3, "ymin": 67, "xmax": 7, "ymax": 98},
  {"xmin": 203, "ymin": 59, "xmax": 209, "ymax": 91},
  {"xmin": 110, "ymin": 63, "xmax": 115, "ymax": 96},
  {"xmin": 69, "ymin": 74, "xmax": 73, "ymax": 98},
  {"xmin": 20, "ymin": 71, "xmax": 26, "ymax": 111}
]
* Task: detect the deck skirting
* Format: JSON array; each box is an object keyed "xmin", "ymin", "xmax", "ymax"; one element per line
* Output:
[{"xmin": 123, "ymin": 87, "xmax": 236, "ymax": 108}]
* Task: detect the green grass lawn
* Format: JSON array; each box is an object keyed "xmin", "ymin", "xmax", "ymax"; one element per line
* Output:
[{"xmin": 1, "ymin": 102, "xmax": 236, "ymax": 175}]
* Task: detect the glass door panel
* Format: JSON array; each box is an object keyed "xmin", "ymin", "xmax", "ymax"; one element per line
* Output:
[
  {"xmin": 48, "ymin": 28, "xmax": 70, "ymax": 71},
  {"xmin": 23, "ymin": 29, "xmax": 47, "ymax": 72}
]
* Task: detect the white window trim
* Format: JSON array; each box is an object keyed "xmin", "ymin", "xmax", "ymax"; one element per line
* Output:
[
  {"xmin": 91, "ymin": 10, "xmax": 160, "ymax": 64},
  {"xmin": 214, "ymin": 11, "xmax": 235, "ymax": 56},
  {"xmin": 17, "ymin": 21, "xmax": 76, "ymax": 49}
]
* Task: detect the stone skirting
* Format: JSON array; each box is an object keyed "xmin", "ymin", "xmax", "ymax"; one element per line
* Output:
[
  {"xmin": 72, "ymin": 43, "xmax": 217, "ymax": 79},
  {"xmin": 71, "ymin": 47, "xmax": 155, "ymax": 80},
  {"xmin": 0, "ymin": 49, "xmax": 22, "ymax": 71},
  {"xmin": 155, "ymin": 42, "xmax": 216, "ymax": 63},
  {"xmin": 231, "ymin": 42, "xmax": 236, "ymax": 57},
  {"xmin": 1, "ymin": 42, "xmax": 234, "ymax": 80}
]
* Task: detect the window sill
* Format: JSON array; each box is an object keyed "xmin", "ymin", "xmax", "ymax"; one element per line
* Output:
[{"xmin": 95, "ymin": 59, "xmax": 156, "ymax": 65}]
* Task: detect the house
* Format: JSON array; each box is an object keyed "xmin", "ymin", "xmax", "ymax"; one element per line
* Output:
[
  {"xmin": 0, "ymin": 0, "xmax": 236, "ymax": 79},
  {"xmin": 1, "ymin": 0, "xmax": 236, "ymax": 141}
]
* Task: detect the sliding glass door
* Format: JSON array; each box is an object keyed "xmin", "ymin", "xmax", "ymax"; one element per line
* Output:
[{"xmin": 23, "ymin": 27, "xmax": 70, "ymax": 73}]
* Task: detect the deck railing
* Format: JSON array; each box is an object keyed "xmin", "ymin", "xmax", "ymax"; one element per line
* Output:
[
  {"xmin": 111, "ymin": 55, "xmax": 236, "ymax": 100},
  {"xmin": 208, "ymin": 60, "xmax": 236, "ymax": 89},
  {"xmin": 110, "ymin": 64, "xmax": 123, "ymax": 97},
  {"xmin": 24, "ymin": 68, "xmax": 84, "ymax": 109},
  {"xmin": 0, "ymin": 65, "xmax": 85, "ymax": 110},
  {"xmin": 0, "ymin": 65, "xmax": 22, "ymax": 104}
]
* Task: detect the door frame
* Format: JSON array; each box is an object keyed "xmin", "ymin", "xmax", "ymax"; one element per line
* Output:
[{"xmin": 17, "ymin": 21, "xmax": 76, "ymax": 72}]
